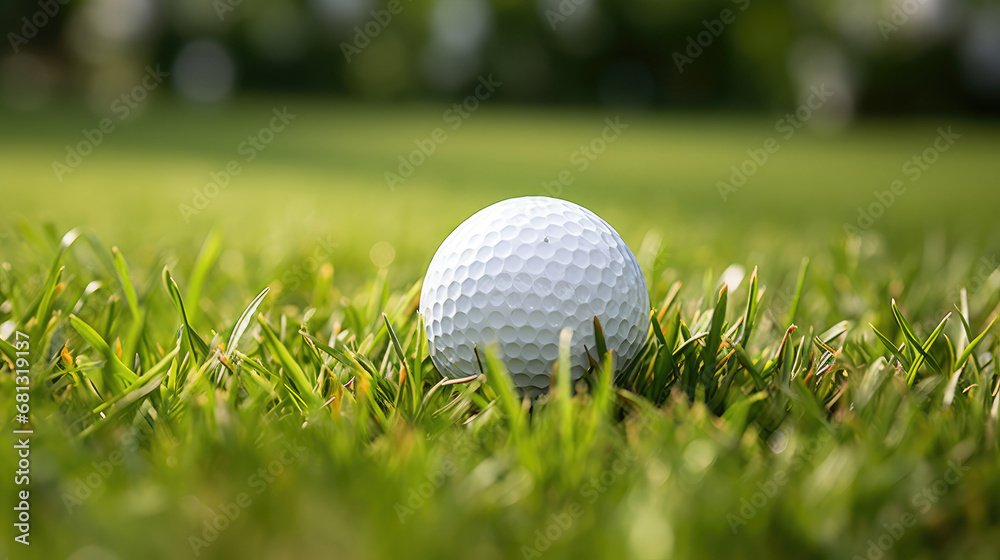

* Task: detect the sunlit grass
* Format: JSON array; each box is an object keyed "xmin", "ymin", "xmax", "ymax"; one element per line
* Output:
[
  {"xmin": 1, "ymin": 220, "xmax": 999, "ymax": 559},
  {"xmin": 1, "ymin": 103, "xmax": 1000, "ymax": 559}
]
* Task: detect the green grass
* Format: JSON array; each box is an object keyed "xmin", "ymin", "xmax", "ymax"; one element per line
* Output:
[{"xmin": 2, "ymin": 101, "xmax": 1000, "ymax": 559}]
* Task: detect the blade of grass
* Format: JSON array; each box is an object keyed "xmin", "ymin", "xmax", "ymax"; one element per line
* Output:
[
  {"xmin": 870, "ymin": 324, "xmax": 911, "ymax": 370},
  {"xmin": 259, "ymin": 314, "xmax": 319, "ymax": 409},
  {"xmin": 954, "ymin": 308, "xmax": 999, "ymax": 371},
  {"xmin": 650, "ymin": 310, "xmax": 667, "ymax": 347},
  {"xmin": 68, "ymin": 314, "xmax": 137, "ymax": 396},
  {"xmin": 93, "ymin": 346, "xmax": 178, "ymax": 415},
  {"xmin": 787, "ymin": 257, "xmax": 809, "ymax": 326},
  {"xmin": 905, "ymin": 313, "xmax": 950, "ymax": 385},
  {"xmin": 818, "ymin": 320, "xmax": 849, "ymax": 344},
  {"xmin": 218, "ymin": 287, "xmax": 269, "ymax": 382},
  {"xmin": 702, "ymin": 285, "xmax": 728, "ymax": 384},
  {"xmin": 593, "ymin": 316, "xmax": 608, "ymax": 359},
  {"xmin": 0, "ymin": 337, "xmax": 16, "ymax": 364},
  {"xmin": 382, "ymin": 312, "xmax": 409, "ymax": 384},
  {"xmin": 655, "ymin": 281, "xmax": 682, "ymax": 322},
  {"xmin": 731, "ymin": 342, "xmax": 766, "ymax": 392},
  {"xmin": 111, "ymin": 247, "xmax": 140, "ymax": 322},
  {"xmin": 891, "ymin": 299, "xmax": 943, "ymax": 374},
  {"xmin": 482, "ymin": 345, "xmax": 524, "ymax": 438},
  {"xmin": 186, "ymin": 227, "xmax": 222, "ymax": 324},
  {"xmin": 28, "ymin": 263, "xmax": 63, "ymax": 354},
  {"xmin": 162, "ymin": 267, "xmax": 209, "ymax": 363},
  {"xmin": 740, "ymin": 266, "xmax": 759, "ymax": 348}
]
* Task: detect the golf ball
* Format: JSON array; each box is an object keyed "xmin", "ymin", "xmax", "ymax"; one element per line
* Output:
[{"xmin": 420, "ymin": 196, "xmax": 650, "ymax": 396}]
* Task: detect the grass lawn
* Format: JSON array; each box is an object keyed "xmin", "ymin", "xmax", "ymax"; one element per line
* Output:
[{"xmin": 1, "ymin": 100, "xmax": 1000, "ymax": 559}]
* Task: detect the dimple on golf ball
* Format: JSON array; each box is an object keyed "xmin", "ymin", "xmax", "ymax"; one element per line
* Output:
[{"xmin": 420, "ymin": 196, "xmax": 650, "ymax": 396}]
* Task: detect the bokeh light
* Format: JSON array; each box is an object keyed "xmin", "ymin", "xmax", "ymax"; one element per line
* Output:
[{"xmin": 172, "ymin": 40, "xmax": 237, "ymax": 103}]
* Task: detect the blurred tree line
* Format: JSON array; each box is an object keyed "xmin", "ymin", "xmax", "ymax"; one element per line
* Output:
[{"xmin": 2, "ymin": 0, "xmax": 998, "ymax": 115}]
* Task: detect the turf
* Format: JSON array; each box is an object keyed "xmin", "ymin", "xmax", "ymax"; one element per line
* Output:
[{"xmin": 1, "ymin": 101, "xmax": 1000, "ymax": 559}]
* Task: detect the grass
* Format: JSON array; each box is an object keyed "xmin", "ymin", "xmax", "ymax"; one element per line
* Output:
[
  {"xmin": 1, "ymin": 101, "xmax": 1000, "ymax": 559},
  {"xmin": 6, "ymin": 100, "xmax": 1000, "ymax": 271}
]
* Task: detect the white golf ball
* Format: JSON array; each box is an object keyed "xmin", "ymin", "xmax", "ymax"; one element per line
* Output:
[{"xmin": 420, "ymin": 196, "xmax": 650, "ymax": 396}]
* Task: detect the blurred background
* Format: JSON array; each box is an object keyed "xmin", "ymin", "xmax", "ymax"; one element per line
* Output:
[
  {"xmin": 1, "ymin": 0, "xmax": 1000, "ymax": 288},
  {"xmin": 3, "ymin": 0, "xmax": 1000, "ymax": 115}
]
